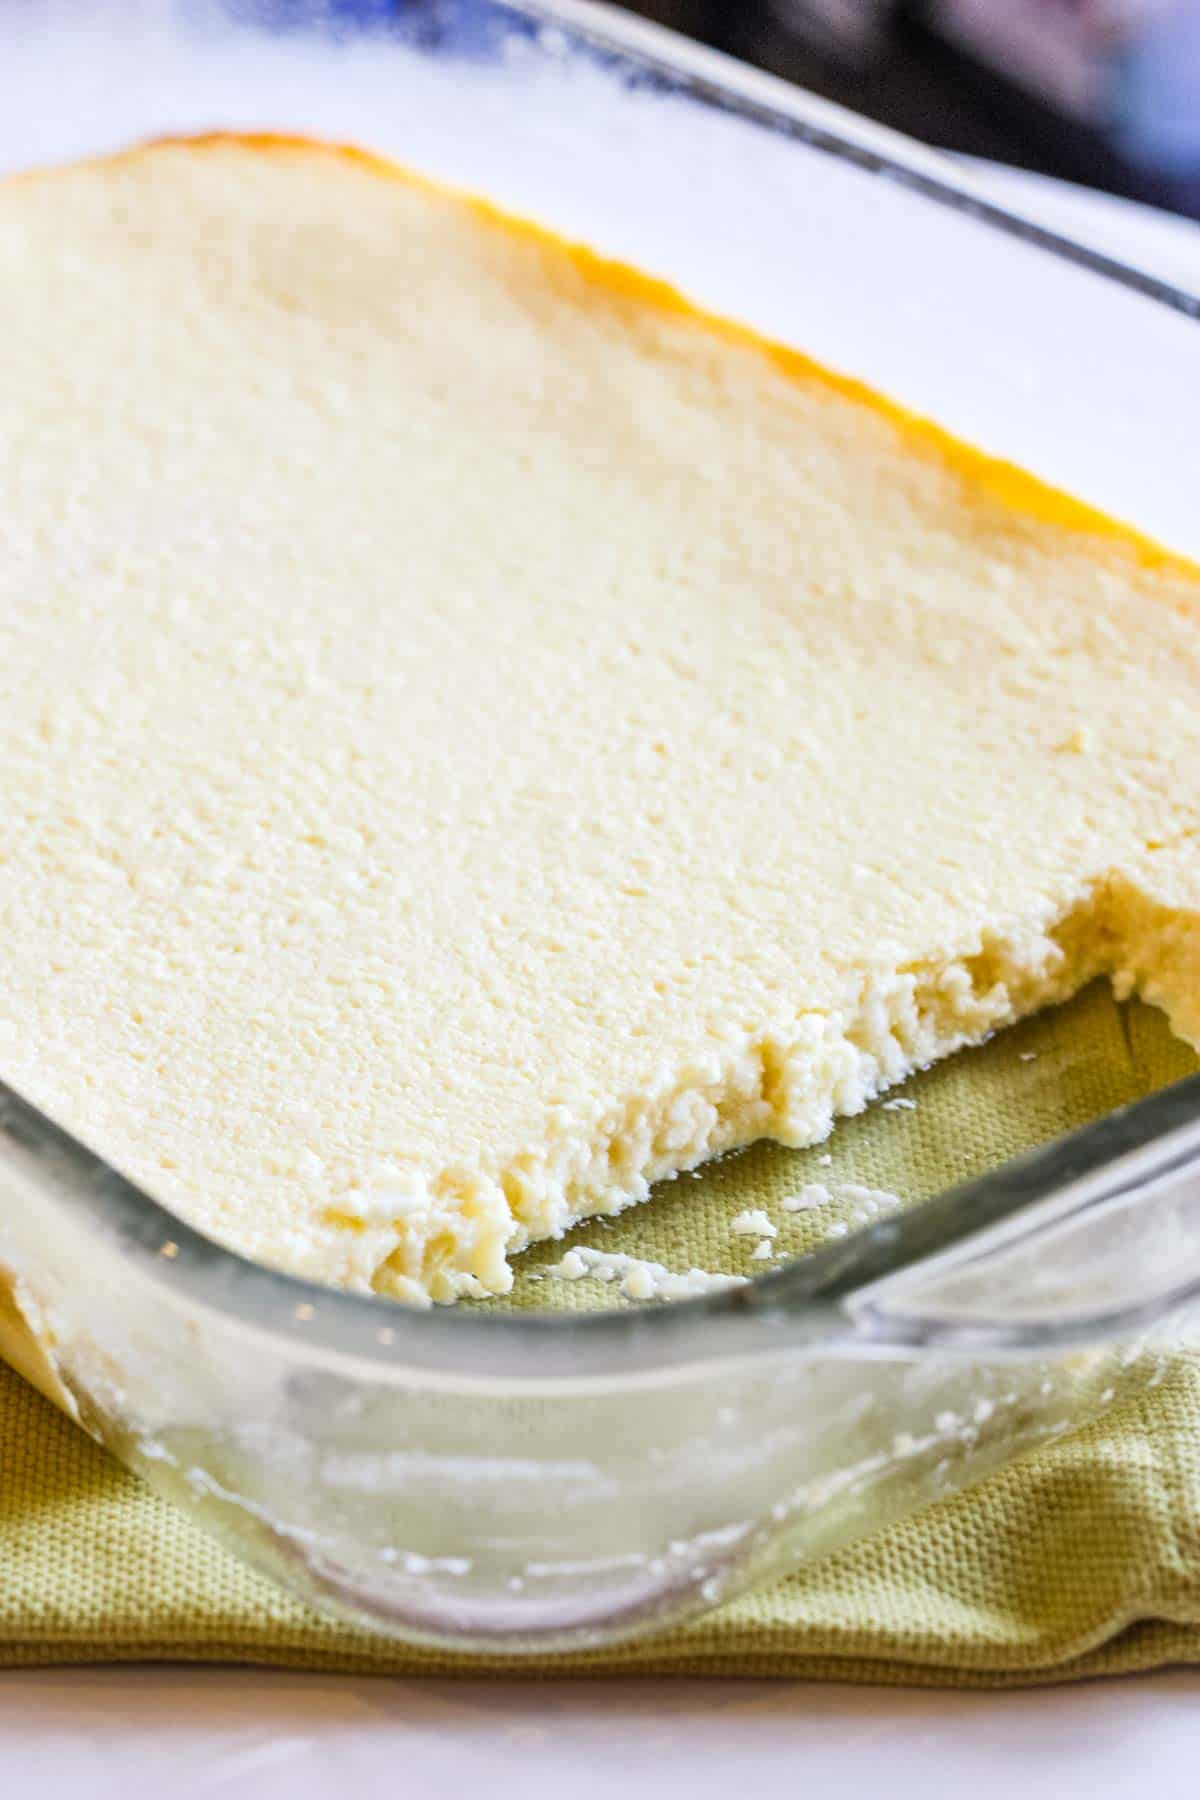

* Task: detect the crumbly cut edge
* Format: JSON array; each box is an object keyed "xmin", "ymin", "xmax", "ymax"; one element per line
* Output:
[{"xmin": 269, "ymin": 870, "xmax": 1197, "ymax": 1306}]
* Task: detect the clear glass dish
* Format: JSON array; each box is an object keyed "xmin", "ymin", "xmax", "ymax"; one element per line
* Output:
[{"xmin": 0, "ymin": 0, "xmax": 1198, "ymax": 1656}]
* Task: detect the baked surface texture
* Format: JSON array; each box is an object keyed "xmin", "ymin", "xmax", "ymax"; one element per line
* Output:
[{"xmin": 0, "ymin": 139, "xmax": 1197, "ymax": 1301}]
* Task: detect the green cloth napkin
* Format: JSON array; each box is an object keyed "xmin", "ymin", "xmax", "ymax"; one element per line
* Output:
[{"xmin": 3, "ymin": 985, "xmax": 1200, "ymax": 1684}]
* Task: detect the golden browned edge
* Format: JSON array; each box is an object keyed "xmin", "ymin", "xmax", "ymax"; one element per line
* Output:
[{"xmin": 14, "ymin": 127, "xmax": 1196, "ymax": 600}]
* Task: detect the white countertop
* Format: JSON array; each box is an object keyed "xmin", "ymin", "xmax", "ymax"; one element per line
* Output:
[
  {"xmin": 5, "ymin": 1665, "xmax": 1200, "ymax": 1798},
  {"xmin": 3, "ymin": 124, "xmax": 1199, "ymax": 1800}
]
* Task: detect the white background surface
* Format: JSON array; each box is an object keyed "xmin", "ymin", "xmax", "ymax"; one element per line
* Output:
[
  {"xmin": 3, "ymin": 1664, "xmax": 1200, "ymax": 1798},
  {"xmin": 2, "ymin": 85, "xmax": 1200, "ymax": 1800}
]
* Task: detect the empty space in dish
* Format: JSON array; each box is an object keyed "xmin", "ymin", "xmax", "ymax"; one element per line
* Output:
[{"xmin": 488, "ymin": 986, "xmax": 1199, "ymax": 1313}]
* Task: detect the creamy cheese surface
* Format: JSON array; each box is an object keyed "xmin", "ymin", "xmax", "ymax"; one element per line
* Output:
[{"xmin": 0, "ymin": 139, "xmax": 1197, "ymax": 1303}]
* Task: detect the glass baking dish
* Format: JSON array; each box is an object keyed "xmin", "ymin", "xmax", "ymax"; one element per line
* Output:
[{"xmin": 0, "ymin": 0, "xmax": 1198, "ymax": 1656}]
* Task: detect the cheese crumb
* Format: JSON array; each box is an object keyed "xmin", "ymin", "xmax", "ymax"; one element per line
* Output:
[
  {"xmin": 837, "ymin": 1182, "xmax": 903, "ymax": 1211},
  {"xmin": 544, "ymin": 1245, "xmax": 747, "ymax": 1301},
  {"xmin": 549, "ymin": 1175, "xmax": 907, "ymax": 1294},
  {"xmin": 731, "ymin": 1208, "xmax": 776, "ymax": 1237},
  {"xmin": 783, "ymin": 1182, "xmax": 833, "ymax": 1212}
]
